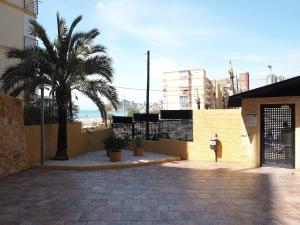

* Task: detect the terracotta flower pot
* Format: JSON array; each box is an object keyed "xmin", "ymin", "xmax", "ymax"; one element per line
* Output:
[
  {"xmin": 109, "ymin": 151, "xmax": 121, "ymax": 162},
  {"xmin": 134, "ymin": 147, "xmax": 144, "ymax": 156}
]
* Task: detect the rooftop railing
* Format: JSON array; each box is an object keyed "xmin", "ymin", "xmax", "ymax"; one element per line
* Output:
[
  {"xmin": 24, "ymin": 0, "xmax": 38, "ymax": 15},
  {"xmin": 24, "ymin": 36, "xmax": 37, "ymax": 48}
]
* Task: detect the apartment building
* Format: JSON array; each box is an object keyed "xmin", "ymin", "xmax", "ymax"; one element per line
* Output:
[
  {"xmin": 239, "ymin": 72, "xmax": 249, "ymax": 92},
  {"xmin": 163, "ymin": 68, "xmax": 215, "ymax": 110},
  {"xmin": 214, "ymin": 72, "xmax": 250, "ymax": 108},
  {"xmin": 0, "ymin": 0, "xmax": 38, "ymax": 78}
]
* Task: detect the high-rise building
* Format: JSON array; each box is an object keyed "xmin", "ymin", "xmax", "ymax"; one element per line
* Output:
[
  {"xmin": 276, "ymin": 75, "xmax": 285, "ymax": 82},
  {"xmin": 239, "ymin": 72, "xmax": 249, "ymax": 92},
  {"xmin": 266, "ymin": 74, "xmax": 277, "ymax": 85},
  {"xmin": 0, "ymin": 0, "xmax": 38, "ymax": 79},
  {"xmin": 213, "ymin": 72, "xmax": 250, "ymax": 109},
  {"xmin": 163, "ymin": 68, "xmax": 215, "ymax": 110}
]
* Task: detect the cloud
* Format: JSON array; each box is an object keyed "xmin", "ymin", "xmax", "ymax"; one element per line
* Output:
[
  {"xmin": 227, "ymin": 52, "xmax": 266, "ymax": 63},
  {"xmin": 95, "ymin": 0, "xmax": 217, "ymax": 47},
  {"xmin": 96, "ymin": 2, "xmax": 105, "ymax": 10},
  {"xmin": 151, "ymin": 56, "xmax": 180, "ymax": 78}
]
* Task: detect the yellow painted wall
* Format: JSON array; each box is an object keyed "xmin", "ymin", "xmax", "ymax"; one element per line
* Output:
[
  {"xmin": 24, "ymin": 101, "xmax": 300, "ymax": 169},
  {"xmin": 145, "ymin": 109, "xmax": 245, "ymax": 163},
  {"xmin": 25, "ymin": 122, "xmax": 113, "ymax": 165},
  {"xmin": 144, "ymin": 139, "xmax": 188, "ymax": 159},
  {"xmin": 188, "ymin": 109, "xmax": 244, "ymax": 162},
  {"xmin": 241, "ymin": 97, "xmax": 300, "ymax": 169}
]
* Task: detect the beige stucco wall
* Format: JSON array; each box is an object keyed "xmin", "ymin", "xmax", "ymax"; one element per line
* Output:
[
  {"xmin": 0, "ymin": 1, "xmax": 23, "ymax": 76},
  {"xmin": 25, "ymin": 123, "xmax": 113, "ymax": 165},
  {"xmin": 0, "ymin": 92, "xmax": 28, "ymax": 177},
  {"xmin": 0, "ymin": 1, "xmax": 24, "ymax": 49},
  {"xmin": 241, "ymin": 97, "xmax": 300, "ymax": 169},
  {"xmin": 5, "ymin": 0, "xmax": 24, "ymax": 8},
  {"xmin": 0, "ymin": 0, "xmax": 36, "ymax": 76}
]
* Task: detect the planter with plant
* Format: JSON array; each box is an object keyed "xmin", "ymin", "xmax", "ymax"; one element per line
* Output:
[
  {"xmin": 109, "ymin": 137, "xmax": 127, "ymax": 162},
  {"xmin": 131, "ymin": 137, "xmax": 144, "ymax": 156},
  {"xmin": 103, "ymin": 136, "xmax": 115, "ymax": 157}
]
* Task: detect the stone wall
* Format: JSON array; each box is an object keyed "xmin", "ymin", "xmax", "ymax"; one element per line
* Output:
[{"xmin": 0, "ymin": 92, "xmax": 28, "ymax": 177}]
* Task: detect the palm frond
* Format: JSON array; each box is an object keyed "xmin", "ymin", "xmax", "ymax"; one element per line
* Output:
[
  {"xmin": 30, "ymin": 19, "xmax": 57, "ymax": 63},
  {"xmin": 83, "ymin": 55, "xmax": 114, "ymax": 82},
  {"xmin": 68, "ymin": 15, "xmax": 82, "ymax": 38}
]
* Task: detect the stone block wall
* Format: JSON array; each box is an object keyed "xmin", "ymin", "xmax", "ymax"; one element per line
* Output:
[{"xmin": 0, "ymin": 92, "xmax": 28, "ymax": 177}]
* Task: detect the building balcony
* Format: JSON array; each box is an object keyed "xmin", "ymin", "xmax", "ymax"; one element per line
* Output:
[
  {"xmin": 24, "ymin": 0, "xmax": 38, "ymax": 15},
  {"xmin": 24, "ymin": 36, "xmax": 37, "ymax": 48}
]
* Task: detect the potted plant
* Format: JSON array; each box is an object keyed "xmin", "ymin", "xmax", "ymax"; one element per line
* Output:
[
  {"xmin": 103, "ymin": 136, "xmax": 115, "ymax": 157},
  {"xmin": 109, "ymin": 137, "xmax": 127, "ymax": 162},
  {"xmin": 131, "ymin": 137, "xmax": 144, "ymax": 156}
]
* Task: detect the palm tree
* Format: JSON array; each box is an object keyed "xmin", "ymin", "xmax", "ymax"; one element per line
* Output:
[{"xmin": 1, "ymin": 13, "xmax": 119, "ymax": 160}]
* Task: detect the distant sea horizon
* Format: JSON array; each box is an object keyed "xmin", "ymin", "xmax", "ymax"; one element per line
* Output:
[{"xmin": 77, "ymin": 109, "xmax": 128, "ymax": 119}]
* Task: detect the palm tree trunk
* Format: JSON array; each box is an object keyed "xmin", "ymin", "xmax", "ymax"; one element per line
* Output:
[
  {"xmin": 54, "ymin": 92, "xmax": 69, "ymax": 160},
  {"xmin": 103, "ymin": 115, "xmax": 107, "ymax": 127},
  {"xmin": 69, "ymin": 93, "xmax": 73, "ymax": 121}
]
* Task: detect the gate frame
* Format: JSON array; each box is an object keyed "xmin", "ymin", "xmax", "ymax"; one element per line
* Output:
[{"xmin": 260, "ymin": 104, "xmax": 296, "ymax": 168}]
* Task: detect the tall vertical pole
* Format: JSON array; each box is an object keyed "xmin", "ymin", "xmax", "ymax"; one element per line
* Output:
[
  {"xmin": 40, "ymin": 84, "xmax": 45, "ymax": 165},
  {"xmin": 146, "ymin": 50, "xmax": 150, "ymax": 140},
  {"xmin": 196, "ymin": 88, "xmax": 200, "ymax": 109},
  {"xmin": 235, "ymin": 75, "xmax": 239, "ymax": 94},
  {"xmin": 123, "ymin": 99, "xmax": 125, "ymax": 116}
]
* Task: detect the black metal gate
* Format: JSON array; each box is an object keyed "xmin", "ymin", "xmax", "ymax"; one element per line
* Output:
[{"xmin": 261, "ymin": 104, "xmax": 295, "ymax": 168}]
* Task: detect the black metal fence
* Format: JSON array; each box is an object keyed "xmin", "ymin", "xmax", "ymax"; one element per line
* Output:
[
  {"xmin": 133, "ymin": 114, "xmax": 159, "ymax": 141},
  {"xmin": 159, "ymin": 110, "xmax": 193, "ymax": 141},
  {"xmin": 159, "ymin": 119, "xmax": 193, "ymax": 141},
  {"xmin": 112, "ymin": 110, "xmax": 193, "ymax": 142},
  {"xmin": 24, "ymin": 98, "xmax": 76, "ymax": 125},
  {"xmin": 111, "ymin": 116, "xmax": 133, "ymax": 141}
]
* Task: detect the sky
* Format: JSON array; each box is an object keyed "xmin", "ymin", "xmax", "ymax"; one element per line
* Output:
[{"xmin": 38, "ymin": 0, "xmax": 300, "ymax": 110}]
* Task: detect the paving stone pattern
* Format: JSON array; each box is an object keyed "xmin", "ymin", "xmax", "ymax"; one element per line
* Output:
[{"xmin": 0, "ymin": 161, "xmax": 299, "ymax": 225}]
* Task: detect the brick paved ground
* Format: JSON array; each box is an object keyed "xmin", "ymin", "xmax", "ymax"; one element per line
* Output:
[{"xmin": 0, "ymin": 161, "xmax": 299, "ymax": 225}]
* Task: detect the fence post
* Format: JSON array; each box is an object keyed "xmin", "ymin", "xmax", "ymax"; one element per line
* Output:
[{"xmin": 132, "ymin": 122, "xmax": 135, "ymax": 139}]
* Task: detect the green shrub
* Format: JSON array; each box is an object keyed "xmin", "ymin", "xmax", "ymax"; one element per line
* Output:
[
  {"xmin": 131, "ymin": 137, "xmax": 143, "ymax": 148},
  {"xmin": 103, "ymin": 136, "xmax": 127, "ymax": 152}
]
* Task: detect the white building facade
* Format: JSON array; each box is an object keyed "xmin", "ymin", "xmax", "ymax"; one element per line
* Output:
[
  {"xmin": 163, "ymin": 68, "xmax": 214, "ymax": 110},
  {"xmin": 0, "ymin": 0, "xmax": 38, "ymax": 78}
]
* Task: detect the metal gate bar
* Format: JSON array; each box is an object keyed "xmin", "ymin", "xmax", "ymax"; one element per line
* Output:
[{"xmin": 261, "ymin": 104, "xmax": 295, "ymax": 168}]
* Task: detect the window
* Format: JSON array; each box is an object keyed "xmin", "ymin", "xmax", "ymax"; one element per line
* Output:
[
  {"xmin": 180, "ymin": 96, "xmax": 188, "ymax": 104},
  {"xmin": 179, "ymin": 71, "xmax": 188, "ymax": 80},
  {"xmin": 179, "ymin": 96, "xmax": 188, "ymax": 109}
]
